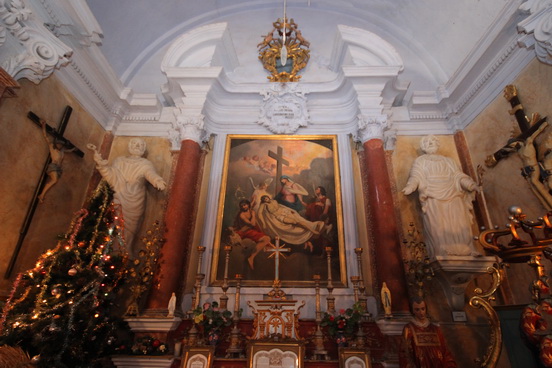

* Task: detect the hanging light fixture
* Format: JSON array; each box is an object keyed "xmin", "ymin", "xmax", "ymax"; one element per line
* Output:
[
  {"xmin": 257, "ymin": 0, "xmax": 311, "ymax": 82},
  {"xmin": 280, "ymin": 0, "xmax": 288, "ymax": 66}
]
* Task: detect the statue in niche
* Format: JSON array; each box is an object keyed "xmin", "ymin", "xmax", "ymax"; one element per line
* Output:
[
  {"xmin": 87, "ymin": 138, "xmax": 166, "ymax": 255},
  {"xmin": 402, "ymin": 135, "xmax": 481, "ymax": 258}
]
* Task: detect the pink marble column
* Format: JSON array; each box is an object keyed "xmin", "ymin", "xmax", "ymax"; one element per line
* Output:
[
  {"xmin": 360, "ymin": 121, "xmax": 409, "ymax": 314},
  {"xmin": 145, "ymin": 139, "xmax": 203, "ymax": 314}
]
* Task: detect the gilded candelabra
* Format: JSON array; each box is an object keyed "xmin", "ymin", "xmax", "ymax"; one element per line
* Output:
[
  {"xmin": 402, "ymin": 223, "xmax": 434, "ymax": 296},
  {"xmin": 124, "ymin": 221, "xmax": 163, "ymax": 316},
  {"xmin": 312, "ymin": 274, "xmax": 328, "ymax": 360},
  {"xmin": 226, "ymin": 274, "xmax": 244, "ymax": 358},
  {"xmin": 190, "ymin": 246, "xmax": 206, "ymax": 314},
  {"xmin": 325, "ymin": 247, "xmax": 336, "ymax": 314},
  {"xmin": 474, "ymin": 206, "xmax": 552, "ymax": 368},
  {"xmin": 220, "ymin": 245, "xmax": 232, "ymax": 310},
  {"xmin": 470, "ymin": 266, "xmax": 503, "ymax": 368},
  {"xmin": 187, "ymin": 246, "xmax": 206, "ymax": 347},
  {"xmin": 354, "ymin": 247, "xmax": 371, "ymax": 320}
]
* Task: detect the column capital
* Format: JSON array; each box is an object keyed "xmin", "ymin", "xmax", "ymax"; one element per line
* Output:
[
  {"xmin": 356, "ymin": 114, "xmax": 388, "ymax": 143},
  {"xmin": 168, "ymin": 111, "xmax": 205, "ymax": 150}
]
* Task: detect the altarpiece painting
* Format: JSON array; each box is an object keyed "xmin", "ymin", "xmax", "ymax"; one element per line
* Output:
[{"xmin": 210, "ymin": 135, "xmax": 346, "ymax": 287}]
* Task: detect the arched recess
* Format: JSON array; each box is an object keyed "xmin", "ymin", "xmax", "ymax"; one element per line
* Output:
[{"xmin": 160, "ymin": 22, "xmax": 238, "ymax": 110}]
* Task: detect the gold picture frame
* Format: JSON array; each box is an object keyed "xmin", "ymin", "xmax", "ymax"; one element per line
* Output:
[
  {"xmin": 180, "ymin": 346, "xmax": 215, "ymax": 368},
  {"xmin": 210, "ymin": 135, "xmax": 346, "ymax": 287},
  {"xmin": 247, "ymin": 340, "xmax": 305, "ymax": 368},
  {"xmin": 339, "ymin": 348, "xmax": 372, "ymax": 368}
]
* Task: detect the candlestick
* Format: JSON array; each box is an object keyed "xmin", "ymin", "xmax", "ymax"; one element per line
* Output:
[
  {"xmin": 325, "ymin": 247, "xmax": 336, "ymax": 314},
  {"xmin": 220, "ymin": 245, "xmax": 232, "ymax": 310},
  {"xmin": 351, "ymin": 276, "xmax": 360, "ymax": 303},
  {"xmin": 312, "ymin": 274, "xmax": 328, "ymax": 360},
  {"xmin": 226, "ymin": 274, "xmax": 244, "ymax": 358},
  {"xmin": 354, "ymin": 248, "xmax": 365, "ymax": 293}
]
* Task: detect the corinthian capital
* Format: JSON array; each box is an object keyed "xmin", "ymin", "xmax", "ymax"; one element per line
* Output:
[
  {"xmin": 356, "ymin": 115, "xmax": 389, "ymax": 143},
  {"xmin": 168, "ymin": 112, "xmax": 205, "ymax": 150},
  {"xmin": 0, "ymin": 0, "xmax": 73, "ymax": 82}
]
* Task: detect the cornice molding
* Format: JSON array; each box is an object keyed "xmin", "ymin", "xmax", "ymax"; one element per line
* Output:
[
  {"xmin": 30, "ymin": 1, "xmax": 540, "ymax": 139},
  {"xmin": 0, "ymin": 0, "xmax": 72, "ymax": 83},
  {"xmin": 518, "ymin": 0, "xmax": 552, "ymax": 65}
]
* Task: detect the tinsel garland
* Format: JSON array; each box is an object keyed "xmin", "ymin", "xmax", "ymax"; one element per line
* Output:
[
  {"xmin": 55, "ymin": 282, "xmax": 100, "ymax": 366},
  {"xmin": 0, "ymin": 273, "xmax": 23, "ymax": 328},
  {"xmin": 67, "ymin": 209, "xmax": 89, "ymax": 247},
  {"xmin": 0, "ymin": 180, "xmax": 129, "ymax": 367},
  {"xmin": 87, "ymin": 182, "xmax": 113, "ymax": 250}
]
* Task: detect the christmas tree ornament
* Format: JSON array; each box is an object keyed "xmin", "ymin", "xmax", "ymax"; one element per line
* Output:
[{"xmin": 68, "ymin": 268, "xmax": 77, "ymax": 276}]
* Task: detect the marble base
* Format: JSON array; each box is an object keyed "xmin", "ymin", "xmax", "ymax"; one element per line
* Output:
[
  {"xmin": 431, "ymin": 256, "xmax": 496, "ymax": 311},
  {"xmin": 125, "ymin": 316, "xmax": 182, "ymax": 332},
  {"xmin": 375, "ymin": 317, "xmax": 409, "ymax": 336},
  {"xmin": 111, "ymin": 355, "xmax": 175, "ymax": 368}
]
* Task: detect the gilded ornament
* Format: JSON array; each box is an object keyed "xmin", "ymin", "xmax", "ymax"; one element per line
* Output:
[{"xmin": 258, "ymin": 17, "xmax": 310, "ymax": 82}]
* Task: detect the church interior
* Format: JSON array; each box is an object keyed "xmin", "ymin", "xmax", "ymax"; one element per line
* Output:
[{"xmin": 2, "ymin": 1, "xmax": 552, "ymax": 367}]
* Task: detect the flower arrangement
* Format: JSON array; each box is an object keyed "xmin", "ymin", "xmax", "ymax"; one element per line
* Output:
[
  {"xmin": 193, "ymin": 301, "xmax": 232, "ymax": 334},
  {"xmin": 129, "ymin": 336, "xmax": 167, "ymax": 355},
  {"xmin": 320, "ymin": 302, "xmax": 363, "ymax": 337}
]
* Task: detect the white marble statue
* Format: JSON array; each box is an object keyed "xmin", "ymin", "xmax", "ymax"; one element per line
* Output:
[
  {"xmin": 87, "ymin": 138, "xmax": 166, "ymax": 255},
  {"xmin": 402, "ymin": 135, "xmax": 480, "ymax": 258},
  {"xmin": 167, "ymin": 292, "xmax": 177, "ymax": 317}
]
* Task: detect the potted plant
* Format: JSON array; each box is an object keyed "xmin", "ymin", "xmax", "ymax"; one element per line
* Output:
[{"xmin": 193, "ymin": 301, "xmax": 232, "ymax": 345}]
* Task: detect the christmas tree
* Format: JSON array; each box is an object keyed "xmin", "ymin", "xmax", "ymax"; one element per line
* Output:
[{"xmin": 0, "ymin": 182, "xmax": 129, "ymax": 367}]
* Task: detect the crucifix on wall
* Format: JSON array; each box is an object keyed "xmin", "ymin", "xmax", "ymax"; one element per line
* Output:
[
  {"xmin": 484, "ymin": 85, "xmax": 552, "ymax": 209},
  {"xmin": 5, "ymin": 107, "xmax": 84, "ymax": 279}
]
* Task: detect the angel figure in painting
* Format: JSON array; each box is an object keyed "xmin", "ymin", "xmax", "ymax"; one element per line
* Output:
[{"xmin": 249, "ymin": 177, "xmax": 273, "ymax": 213}]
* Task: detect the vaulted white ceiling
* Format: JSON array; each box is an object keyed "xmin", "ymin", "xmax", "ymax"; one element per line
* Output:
[{"xmin": 2, "ymin": 0, "xmax": 551, "ymax": 141}]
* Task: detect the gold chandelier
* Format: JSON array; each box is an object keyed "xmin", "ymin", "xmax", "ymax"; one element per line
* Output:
[{"xmin": 257, "ymin": 1, "xmax": 310, "ymax": 82}]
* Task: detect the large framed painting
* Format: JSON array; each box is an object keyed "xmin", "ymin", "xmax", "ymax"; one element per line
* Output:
[{"xmin": 210, "ymin": 135, "xmax": 346, "ymax": 287}]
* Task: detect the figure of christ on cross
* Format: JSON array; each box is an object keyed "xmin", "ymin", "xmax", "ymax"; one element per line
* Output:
[
  {"xmin": 267, "ymin": 237, "xmax": 291, "ymax": 283},
  {"xmin": 5, "ymin": 107, "xmax": 83, "ymax": 278}
]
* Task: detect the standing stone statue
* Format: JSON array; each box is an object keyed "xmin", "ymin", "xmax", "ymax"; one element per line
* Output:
[
  {"xmin": 381, "ymin": 281, "xmax": 392, "ymax": 318},
  {"xmin": 402, "ymin": 135, "xmax": 480, "ymax": 258},
  {"xmin": 87, "ymin": 138, "xmax": 166, "ymax": 255}
]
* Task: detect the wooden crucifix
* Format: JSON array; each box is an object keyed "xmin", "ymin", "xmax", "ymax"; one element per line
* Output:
[
  {"xmin": 485, "ymin": 85, "xmax": 547, "ymax": 168},
  {"xmin": 268, "ymin": 146, "xmax": 289, "ymax": 197},
  {"xmin": 5, "ymin": 106, "xmax": 84, "ymax": 279}
]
